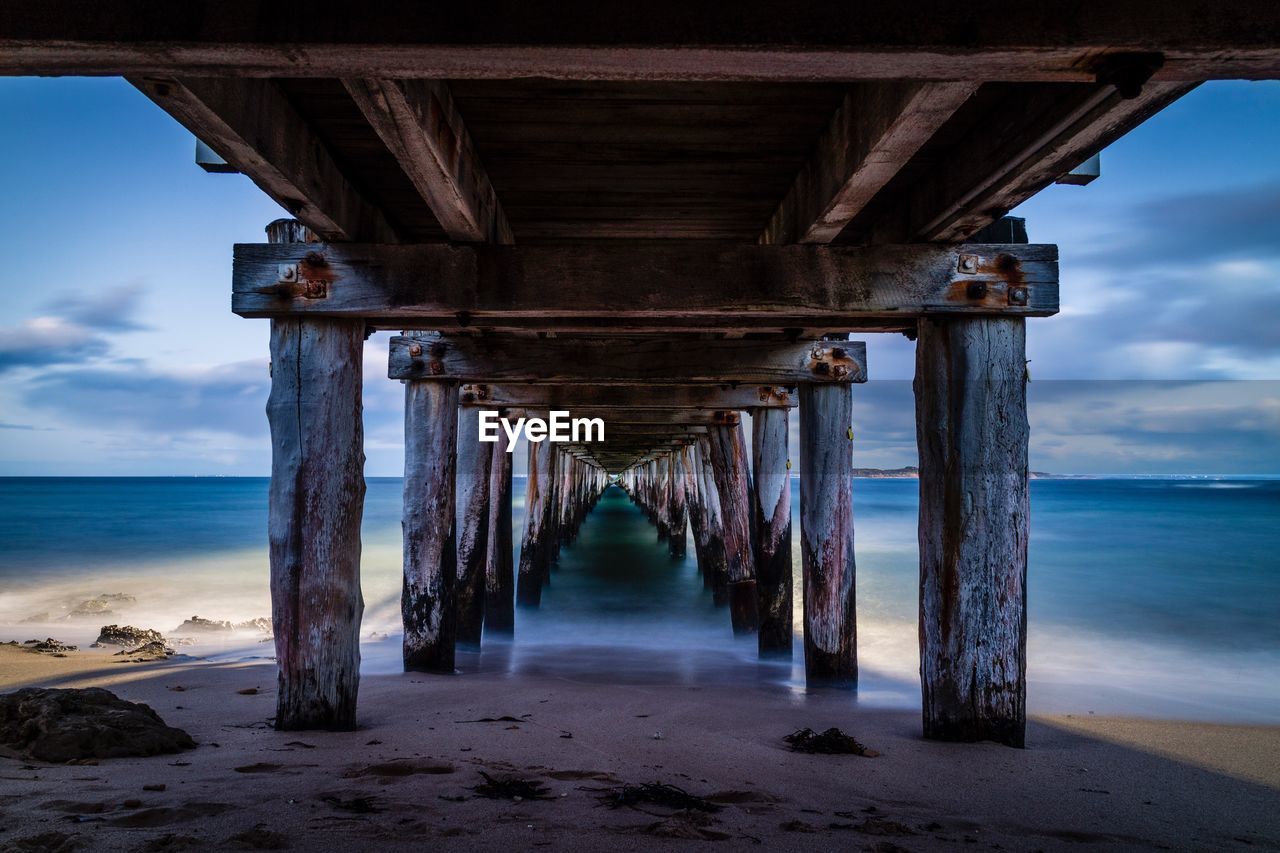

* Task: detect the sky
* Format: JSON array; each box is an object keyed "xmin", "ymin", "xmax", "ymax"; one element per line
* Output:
[{"xmin": 0, "ymin": 78, "xmax": 1278, "ymax": 476}]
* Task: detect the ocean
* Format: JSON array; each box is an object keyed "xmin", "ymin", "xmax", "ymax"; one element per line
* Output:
[{"xmin": 1, "ymin": 476, "xmax": 1277, "ymax": 722}]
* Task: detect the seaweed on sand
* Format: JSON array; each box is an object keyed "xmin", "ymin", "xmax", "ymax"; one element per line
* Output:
[
  {"xmin": 783, "ymin": 727, "xmax": 879, "ymax": 756},
  {"xmin": 597, "ymin": 782, "xmax": 723, "ymax": 813},
  {"xmin": 471, "ymin": 771, "xmax": 553, "ymax": 800}
]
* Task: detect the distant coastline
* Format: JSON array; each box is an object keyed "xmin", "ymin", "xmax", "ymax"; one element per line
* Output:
[{"xmin": 849, "ymin": 466, "xmax": 1085, "ymax": 480}]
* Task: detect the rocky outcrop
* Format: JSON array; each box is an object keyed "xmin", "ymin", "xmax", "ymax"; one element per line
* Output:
[
  {"xmin": 0, "ymin": 687, "xmax": 196, "ymax": 762},
  {"xmin": 24, "ymin": 638, "xmax": 78, "ymax": 655},
  {"xmin": 114, "ymin": 641, "xmax": 175, "ymax": 662},
  {"xmin": 172, "ymin": 616, "xmax": 272, "ymax": 635},
  {"xmin": 66, "ymin": 594, "xmax": 137, "ymax": 621},
  {"xmin": 93, "ymin": 625, "xmax": 166, "ymax": 649}
]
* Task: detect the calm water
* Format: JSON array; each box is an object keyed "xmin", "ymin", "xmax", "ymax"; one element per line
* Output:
[{"xmin": 1, "ymin": 477, "xmax": 1277, "ymax": 721}]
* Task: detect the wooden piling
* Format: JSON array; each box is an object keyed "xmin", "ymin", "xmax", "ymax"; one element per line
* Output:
[
  {"xmin": 708, "ymin": 416, "xmax": 758, "ymax": 634},
  {"xmin": 799, "ymin": 384, "xmax": 856, "ymax": 687},
  {"xmin": 454, "ymin": 407, "xmax": 493, "ymax": 647},
  {"xmin": 752, "ymin": 407, "xmax": 793, "ymax": 657},
  {"xmin": 668, "ymin": 449, "xmax": 689, "ymax": 556},
  {"xmin": 484, "ymin": 416, "xmax": 515, "ymax": 636},
  {"xmin": 517, "ymin": 437, "xmax": 554, "ymax": 607},
  {"xmin": 402, "ymin": 380, "xmax": 459, "ymax": 674},
  {"xmin": 654, "ymin": 454, "xmax": 672, "ymax": 542},
  {"xmin": 694, "ymin": 435, "xmax": 730, "ymax": 602},
  {"xmin": 266, "ymin": 219, "xmax": 365, "ymax": 731},
  {"xmin": 915, "ymin": 317, "xmax": 1029, "ymax": 747}
]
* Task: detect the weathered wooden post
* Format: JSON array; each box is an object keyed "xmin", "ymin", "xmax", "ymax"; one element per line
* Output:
[
  {"xmin": 669, "ymin": 448, "xmax": 689, "ymax": 557},
  {"xmin": 915, "ymin": 317, "xmax": 1029, "ymax": 747},
  {"xmin": 402, "ymin": 379, "xmax": 459, "ymax": 674},
  {"xmin": 454, "ymin": 407, "xmax": 493, "ymax": 647},
  {"xmin": 484, "ymin": 414, "xmax": 515, "ymax": 637},
  {"xmin": 517, "ymin": 437, "xmax": 554, "ymax": 606},
  {"xmin": 799, "ymin": 382, "xmax": 856, "ymax": 687},
  {"xmin": 265, "ymin": 220, "xmax": 365, "ymax": 731},
  {"xmin": 682, "ymin": 444, "xmax": 706, "ymax": 570},
  {"xmin": 654, "ymin": 454, "xmax": 672, "ymax": 541},
  {"xmin": 708, "ymin": 413, "xmax": 758, "ymax": 634},
  {"xmin": 752, "ymin": 407, "xmax": 793, "ymax": 657},
  {"xmin": 695, "ymin": 435, "xmax": 729, "ymax": 601}
]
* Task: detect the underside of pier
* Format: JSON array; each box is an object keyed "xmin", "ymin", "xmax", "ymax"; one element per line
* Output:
[{"xmin": 8, "ymin": 0, "xmax": 1278, "ymax": 746}]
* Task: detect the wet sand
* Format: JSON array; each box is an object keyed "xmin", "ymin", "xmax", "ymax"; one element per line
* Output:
[{"xmin": 1, "ymin": 645, "xmax": 1277, "ymax": 851}]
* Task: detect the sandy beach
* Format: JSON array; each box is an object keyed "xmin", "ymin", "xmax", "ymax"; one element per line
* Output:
[{"xmin": 1, "ymin": 646, "xmax": 1277, "ymax": 852}]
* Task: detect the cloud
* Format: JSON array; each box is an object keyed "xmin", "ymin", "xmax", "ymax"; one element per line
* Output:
[
  {"xmin": 45, "ymin": 283, "xmax": 151, "ymax": 333},
  {"xmin": 1077, "ymin": 182, "xmax": 1280, "ymax": 271},
  {"xmin": 23, "ymin": 360, "xmax": 272, "ymax": 437},
  {"xmin": 0, "ymin": 316, "xmax": 114, "ymax": 373},
  {"xmin": 0, "ymin": 283, "xmax": 153, "ymax": 374}
]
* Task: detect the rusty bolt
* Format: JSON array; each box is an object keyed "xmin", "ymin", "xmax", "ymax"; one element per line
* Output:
[
  {"xmin": 303, "ymin": 251, "xmax": 327, "ymax": 267},
  {"xmin": 280, "ymin": 266, "xmax": 297, "ymax": 282},
  {"xmin": 958, "ymin": 254, "xmax": 978, "ymax": 273},
  {"xmin": 813, "ymin": 361, "xmax": 831, "ymax": 376},
  {"xmin": 408, "ymin": 343, "xmax": 423, "ymax": 357},
  {"xmin": 429, "ymin": 360, "xmax": 444, "ymax": 376},
  {"xmin": 832, "ymin": 364, "xmax": 849, "ymax": 379},
  {"xmin": 832, "ymin": 346, "xmax": 847, "ymax": 359},
  {"xmin": 1009, "ymin": 286, "xmax": 1029, "ymax": 306},
  {"xmin": 967, "ymin": 282, "xmax": 988, "ymax": 300}
]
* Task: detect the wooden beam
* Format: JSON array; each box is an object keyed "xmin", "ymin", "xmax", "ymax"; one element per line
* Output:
[
  {"xmin": 887, "ymin": 82, "xmax": 1196, "ymax": 242},
  {"xmin": 459, "ymin": 384, "xmax": 796, "ymax": 410},
  {"xmin": 9, "ymin": 3, "xmax": 1280, "ymax": 81},
  {"xmin": 343, "ymin": 79, "xmax": 513, "ymax": 244},
  {"xmin": 761, "ymin": 82, "xmax": 976, "ymax": 245},
  {"xmin": 236, "ymin": 242, "xmax": 1057, "ymax": 328},
  {"xmin": 389, "ymin": 334, "xmax": 866, "ymax": 385},
  {"xmin": 130, "ymin": 77, "xmax": 398, "ymax": 243}
]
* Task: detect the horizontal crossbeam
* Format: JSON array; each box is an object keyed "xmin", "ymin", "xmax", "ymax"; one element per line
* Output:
[
  {"xmin": 5, "ymin": 3, "xmax": 1278, "ymax": 81},
  {"xmin": 459, "ymin": 384, "xmax": 795, "ymax": 410},
  {"xmin": 235, "ymin": 242, "xmax": 1057, "ymax": 331},
  {"xmin": 389, "ymin": 334, "xmax": 866, "ymax": 385}
]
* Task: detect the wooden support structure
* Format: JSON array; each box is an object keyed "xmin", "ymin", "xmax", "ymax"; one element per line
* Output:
[
  {"xmin": 26, "ymin": 5, "xmax": 1263, "ymax": 746},
  {"xmin": 761, "ymin": 83, "xmax": 976, "ymax": 245},
  {"xmin": 516, "ymin": 437, "xmax": 554, "ymax": 607},
  {"xmin": 454, "ymin": 407, "xmax": 492, "ymax": 647},
  {"xmin": 131, "ymin": 80, "xmax": 398, "ymax": 243},
  {"xmin": 343, "ymin": 78, "xmax": 514, "ymax": 244},
  {"xmin": 10, "ymin": 6, "xmax": 1279, "ymax": 81},
  {"xmin": 484, "ymin": 420, "xmax": 516, "ymax": 636},
  {"xmin": 915, "ymin": 317, "xmax": 1029, "ymax": 747},
  {"xmin": 752, "ymin": 407, "xmax": 793, "ymax": 657},
  {"xmin": 668, "ymin": 449, "xmax": 688, "ymax": 557},
  {"xmin": 264, "ymin": 221, "xmax": 365, "ymax": 731},
  {"xmin": 799, "ymin": 383, "xmax": 857, "ymax": 687},
  {"xmin": 694, "ymin": 435, "xmax": 729, "ymax": 602},
  {"xmin": 235, "ymin": 242, "xmax": 1058, "ymax": 332},
  {"xmin": 389, "ymin": 334, "xmax": 867, "ymax": 386},
  {"xmin": 402, "ymin": 380, "xmax": 459, "ymax": 673},
  {"xmin": 707, "ymin": 415, "xmax": 757, "ymax": 635}
]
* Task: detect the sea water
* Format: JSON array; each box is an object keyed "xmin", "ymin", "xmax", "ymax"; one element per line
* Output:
[{"xmin": 0, "ymin": 477, "xmax": 1276, "ymax": 722}]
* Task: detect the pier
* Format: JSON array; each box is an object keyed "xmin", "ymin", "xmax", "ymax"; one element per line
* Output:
[{"xmin": 7, "ymin": 1, "xmax": 1279, "ymax": 749}]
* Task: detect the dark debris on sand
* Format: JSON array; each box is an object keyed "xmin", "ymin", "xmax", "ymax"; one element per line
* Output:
[
  {"xmin": 320, "ymin": 794, "xmax": 384, "ymax": 814},
  {"xmin": 597, "ymin": 782, "xmax": 723, "ymax": 813},
  {"xmin": 0, "ymin": 687, "xmax": 195, "ymax": 763},
  {"xmin": 470, "ymin": 771, "xmax": 553, "ymax": 801},
  {"xmin": 783, "ymin": 727, "xmax": 879, "ymax": 756}
]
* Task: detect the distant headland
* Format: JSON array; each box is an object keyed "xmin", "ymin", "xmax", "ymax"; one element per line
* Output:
[{"xmin": 851, "ymin": 466, "xmax": 1080, "ymax": 479}]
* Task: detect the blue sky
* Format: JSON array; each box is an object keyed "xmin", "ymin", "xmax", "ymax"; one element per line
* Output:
[{"xmin": 1, "ymin": 78, "xmax": 1278, "ymax": 476}]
